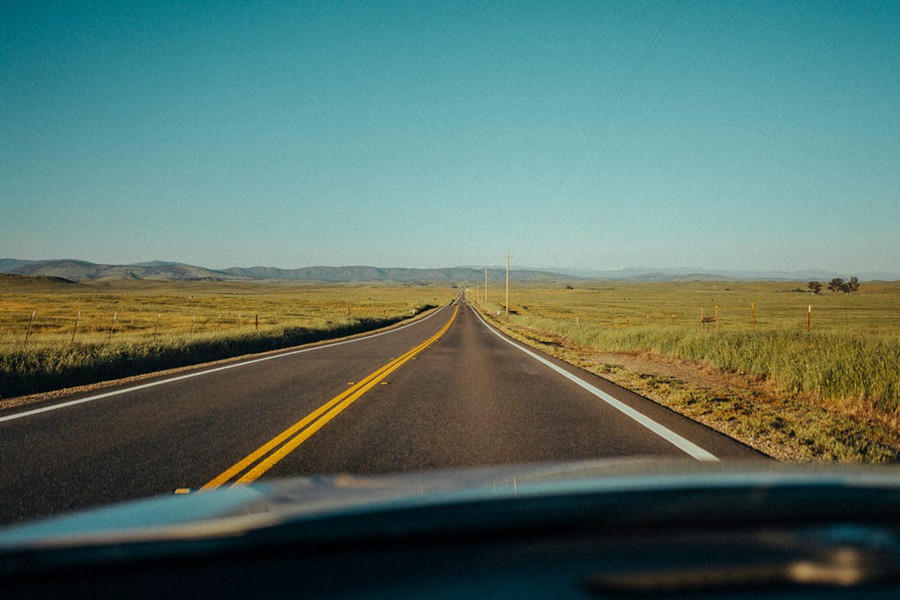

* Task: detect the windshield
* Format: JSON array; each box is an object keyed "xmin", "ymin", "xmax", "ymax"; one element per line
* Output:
[{"xmin": 1, "ymin": 1, "xmax": 898, "ymax": 531}]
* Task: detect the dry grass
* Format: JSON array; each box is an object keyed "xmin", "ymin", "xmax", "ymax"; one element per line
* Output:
[
  {"xmin": 474, "ymin": 280, "xmax": 900, "ymax": 462},
  {"xmin": 0, "ymin": 277, "xmax": 455, "ymax": 398},
  {"xmin": 1, "ymin": 277, "xmax": 452, "ymax": 346}
]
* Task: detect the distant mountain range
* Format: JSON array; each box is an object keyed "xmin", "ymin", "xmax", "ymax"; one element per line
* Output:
[
  {"xmin": 0, "ymin": 259, "xmax": 564, "ymax": 284},
  {"xmin": 528, "ymin": 266, "xmax": 900, "ymax": 282},
  {"xmin": 1, "ymin": 259, "xmax": 895, "ymax": 284}
]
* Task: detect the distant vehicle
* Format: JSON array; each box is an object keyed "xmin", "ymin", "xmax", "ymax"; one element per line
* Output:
[{"xmin": 2, "ymin": 459, "xmax": 900, "ymax": 599}]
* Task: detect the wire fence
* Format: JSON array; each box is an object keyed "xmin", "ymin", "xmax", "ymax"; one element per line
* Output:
[{"xmin": 2, "ymin": 305, "xmax": 421, "ymax": 351}]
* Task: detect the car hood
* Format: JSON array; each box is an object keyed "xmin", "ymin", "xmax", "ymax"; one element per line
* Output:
[{"xmin": 2, "ymin": 458, "xmax": 900, "ymax": 552}]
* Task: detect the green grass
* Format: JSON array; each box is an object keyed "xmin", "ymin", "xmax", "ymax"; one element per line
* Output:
[{"xmin": 0, "ymin": 278, "xmax": 455, "ymax": 398}]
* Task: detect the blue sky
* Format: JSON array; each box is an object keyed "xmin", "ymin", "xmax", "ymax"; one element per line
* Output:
[{"xmin": 2, "ymin": 1, "xmax": 898, "ymax": 272}]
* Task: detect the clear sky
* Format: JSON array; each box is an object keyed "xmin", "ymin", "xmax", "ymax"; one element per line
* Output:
[{"xmin": 2, "ymin": 1, "xmax": 898, "ymax": 272}]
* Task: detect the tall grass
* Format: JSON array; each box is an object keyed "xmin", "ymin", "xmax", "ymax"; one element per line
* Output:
[{"xmin": 511, "ymin": 315, "xmax": 899, "ymax": 416}]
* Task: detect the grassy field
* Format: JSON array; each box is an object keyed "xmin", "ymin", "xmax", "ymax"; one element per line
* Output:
[
  {"xmin": 474, "ymin": 280, "xmax": 900, "ymax": 462},
  {"xmin": 0, "ymin": 276, "xmax": 455, "ymax": 399}
]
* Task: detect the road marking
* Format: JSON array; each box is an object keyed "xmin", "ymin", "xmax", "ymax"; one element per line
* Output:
[
  {"xmin": 202, "ymin": 305, "xmax": 459, "ymax": 489},
  {"xmin": 0, "ymin": 305, "xmax": 449, "ymax": 425},
  {"xmin": 470, "ymin": 306, "xmax": 719, "ymax": 462}
]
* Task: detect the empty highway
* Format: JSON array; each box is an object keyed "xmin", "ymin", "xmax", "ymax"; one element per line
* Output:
[{"xmin": 0, "ymin": 295, "xmax": 761, "ymax": 525}]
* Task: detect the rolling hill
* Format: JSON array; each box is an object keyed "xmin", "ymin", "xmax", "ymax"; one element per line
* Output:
[
  {"xmin": 3, "ymin": 259, "xmax": 891, "ymax": 284},
  {"xmin": 0, "ymin": 259, "xmax": 569, "ymax": 284}
]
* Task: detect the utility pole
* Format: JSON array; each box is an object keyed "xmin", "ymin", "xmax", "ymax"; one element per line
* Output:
[
  {"xmin": 484, "ymin": 267, "xmax": 487, "ymax": 304},
  {"xmin": 505, "ymin": 251, "xmax": 510, "ymax": 315}
]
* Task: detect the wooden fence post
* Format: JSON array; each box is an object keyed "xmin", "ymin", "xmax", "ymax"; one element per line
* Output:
[
  {"xmin": 23, "ymin": 309, "xmax": 36, "ymax": 349},
  {"xmin": 107, "ymin": 312, "xmax": 117, "ymax": 342}
]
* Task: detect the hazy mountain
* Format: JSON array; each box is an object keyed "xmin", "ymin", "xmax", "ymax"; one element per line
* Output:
[
  {"xmin": 535, "ymin": 266, "xmax": 900, "ymax": 282},
  {"xmin": 0, "ymin": 258, "xmax": 35, "ymax": 272},
  {"xmin": 129, "ymin": 260, "xmax": 196, "ymax": 268},
  {"xmin": 0, "ymin": 259, "xmax": 232, "ymax": 281},
  {"xmin": 0, "ymin": 259, "xmax": 570, "ymax": 283},
  {"xmin": 220, "ymin": 265, "xmax": 568, "ymax": 283},
  {"xmin": 2, "ymin": 259, "xmax": 896, "ymax": 283}
]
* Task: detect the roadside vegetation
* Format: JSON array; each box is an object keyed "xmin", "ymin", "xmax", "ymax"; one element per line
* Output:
[
  {"xmin": 0, "ymin": 277, "xmax": 451, "ymax": 400},
  {"xmin": 474, "ymin": 280, "xmax": 900, "ymax": 462}
]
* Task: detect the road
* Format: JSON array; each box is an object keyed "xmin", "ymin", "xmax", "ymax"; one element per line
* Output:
[{"xmin": 0, "ymin": 295, "xmax": 761, "ymax": 525}]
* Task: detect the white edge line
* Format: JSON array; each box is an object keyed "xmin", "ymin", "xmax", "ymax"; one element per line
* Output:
[
  {"xmin": 0, "ymin": 304, "xmax": 451, "ymax": 424},
  {"xmin": 469, "ymin": 304, "xmax": 719, "ymax": 462}
]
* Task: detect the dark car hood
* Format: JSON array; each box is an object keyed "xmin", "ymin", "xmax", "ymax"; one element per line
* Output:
[{"xmin": 3, "ymin": 458, "xmax": 900, "ymax": 551}]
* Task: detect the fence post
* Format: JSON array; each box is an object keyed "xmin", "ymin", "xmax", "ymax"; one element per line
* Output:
[
  {"xmin": 107, "ymin": 312, "xmax": 117, "ymax": 342},
  {"xmin": 807, "ymin": 305, "xmax": 812, "ymax": 332},
  {"xmin": 23, "ymin": 309, "xmax": 36, "ymax": 349}
]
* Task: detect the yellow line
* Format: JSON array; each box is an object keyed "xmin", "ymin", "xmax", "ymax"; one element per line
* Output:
[{"xmin": 202, "ymin": 305, "xmax": 458, "ymax": 490}]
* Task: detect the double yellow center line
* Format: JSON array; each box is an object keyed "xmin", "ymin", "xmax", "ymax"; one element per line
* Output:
[{"xmin": 202, "ymin": 305, "xmax": 459, "ymax": 490}]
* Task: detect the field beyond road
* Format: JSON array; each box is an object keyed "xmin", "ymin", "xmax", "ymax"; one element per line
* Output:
[
  {"xmin": 473, "ymin": 280, "xmax": 900, "ymax": 462},
  {"xmin": 3, "ymin": 276, "xmax": 899, "ymax": 463},
  {"xmin": 0, "ymin": 277, "xmax": 454, "ymax": 400}
]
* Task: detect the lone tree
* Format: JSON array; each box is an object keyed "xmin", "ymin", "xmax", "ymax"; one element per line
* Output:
[{"xmin": 808, "ymin": 281, "xmax": 822, "ymax": 295}]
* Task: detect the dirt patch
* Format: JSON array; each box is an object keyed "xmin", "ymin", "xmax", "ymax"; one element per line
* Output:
[{"xmin": 582, "ymin": 350, "xmax": 741, "ymax": 389}]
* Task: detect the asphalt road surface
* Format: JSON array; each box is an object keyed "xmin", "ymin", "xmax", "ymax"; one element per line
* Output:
[{"xmin": 0, "ymin": 295, "xmax": 761, "ymax": 525}]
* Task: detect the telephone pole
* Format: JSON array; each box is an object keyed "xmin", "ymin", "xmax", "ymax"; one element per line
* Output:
[{"xmin": 505, "ymin": 251, "xmax": 510, "ymax": 315}]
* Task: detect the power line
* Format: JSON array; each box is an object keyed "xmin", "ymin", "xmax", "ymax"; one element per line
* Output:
[
  {"xmin": 602, "ymin": 1, "xmax": 746, "ymax": 166},
  {"xmin": 547, "ymin": 0, "xmax": 686, "ymax": 201}
]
